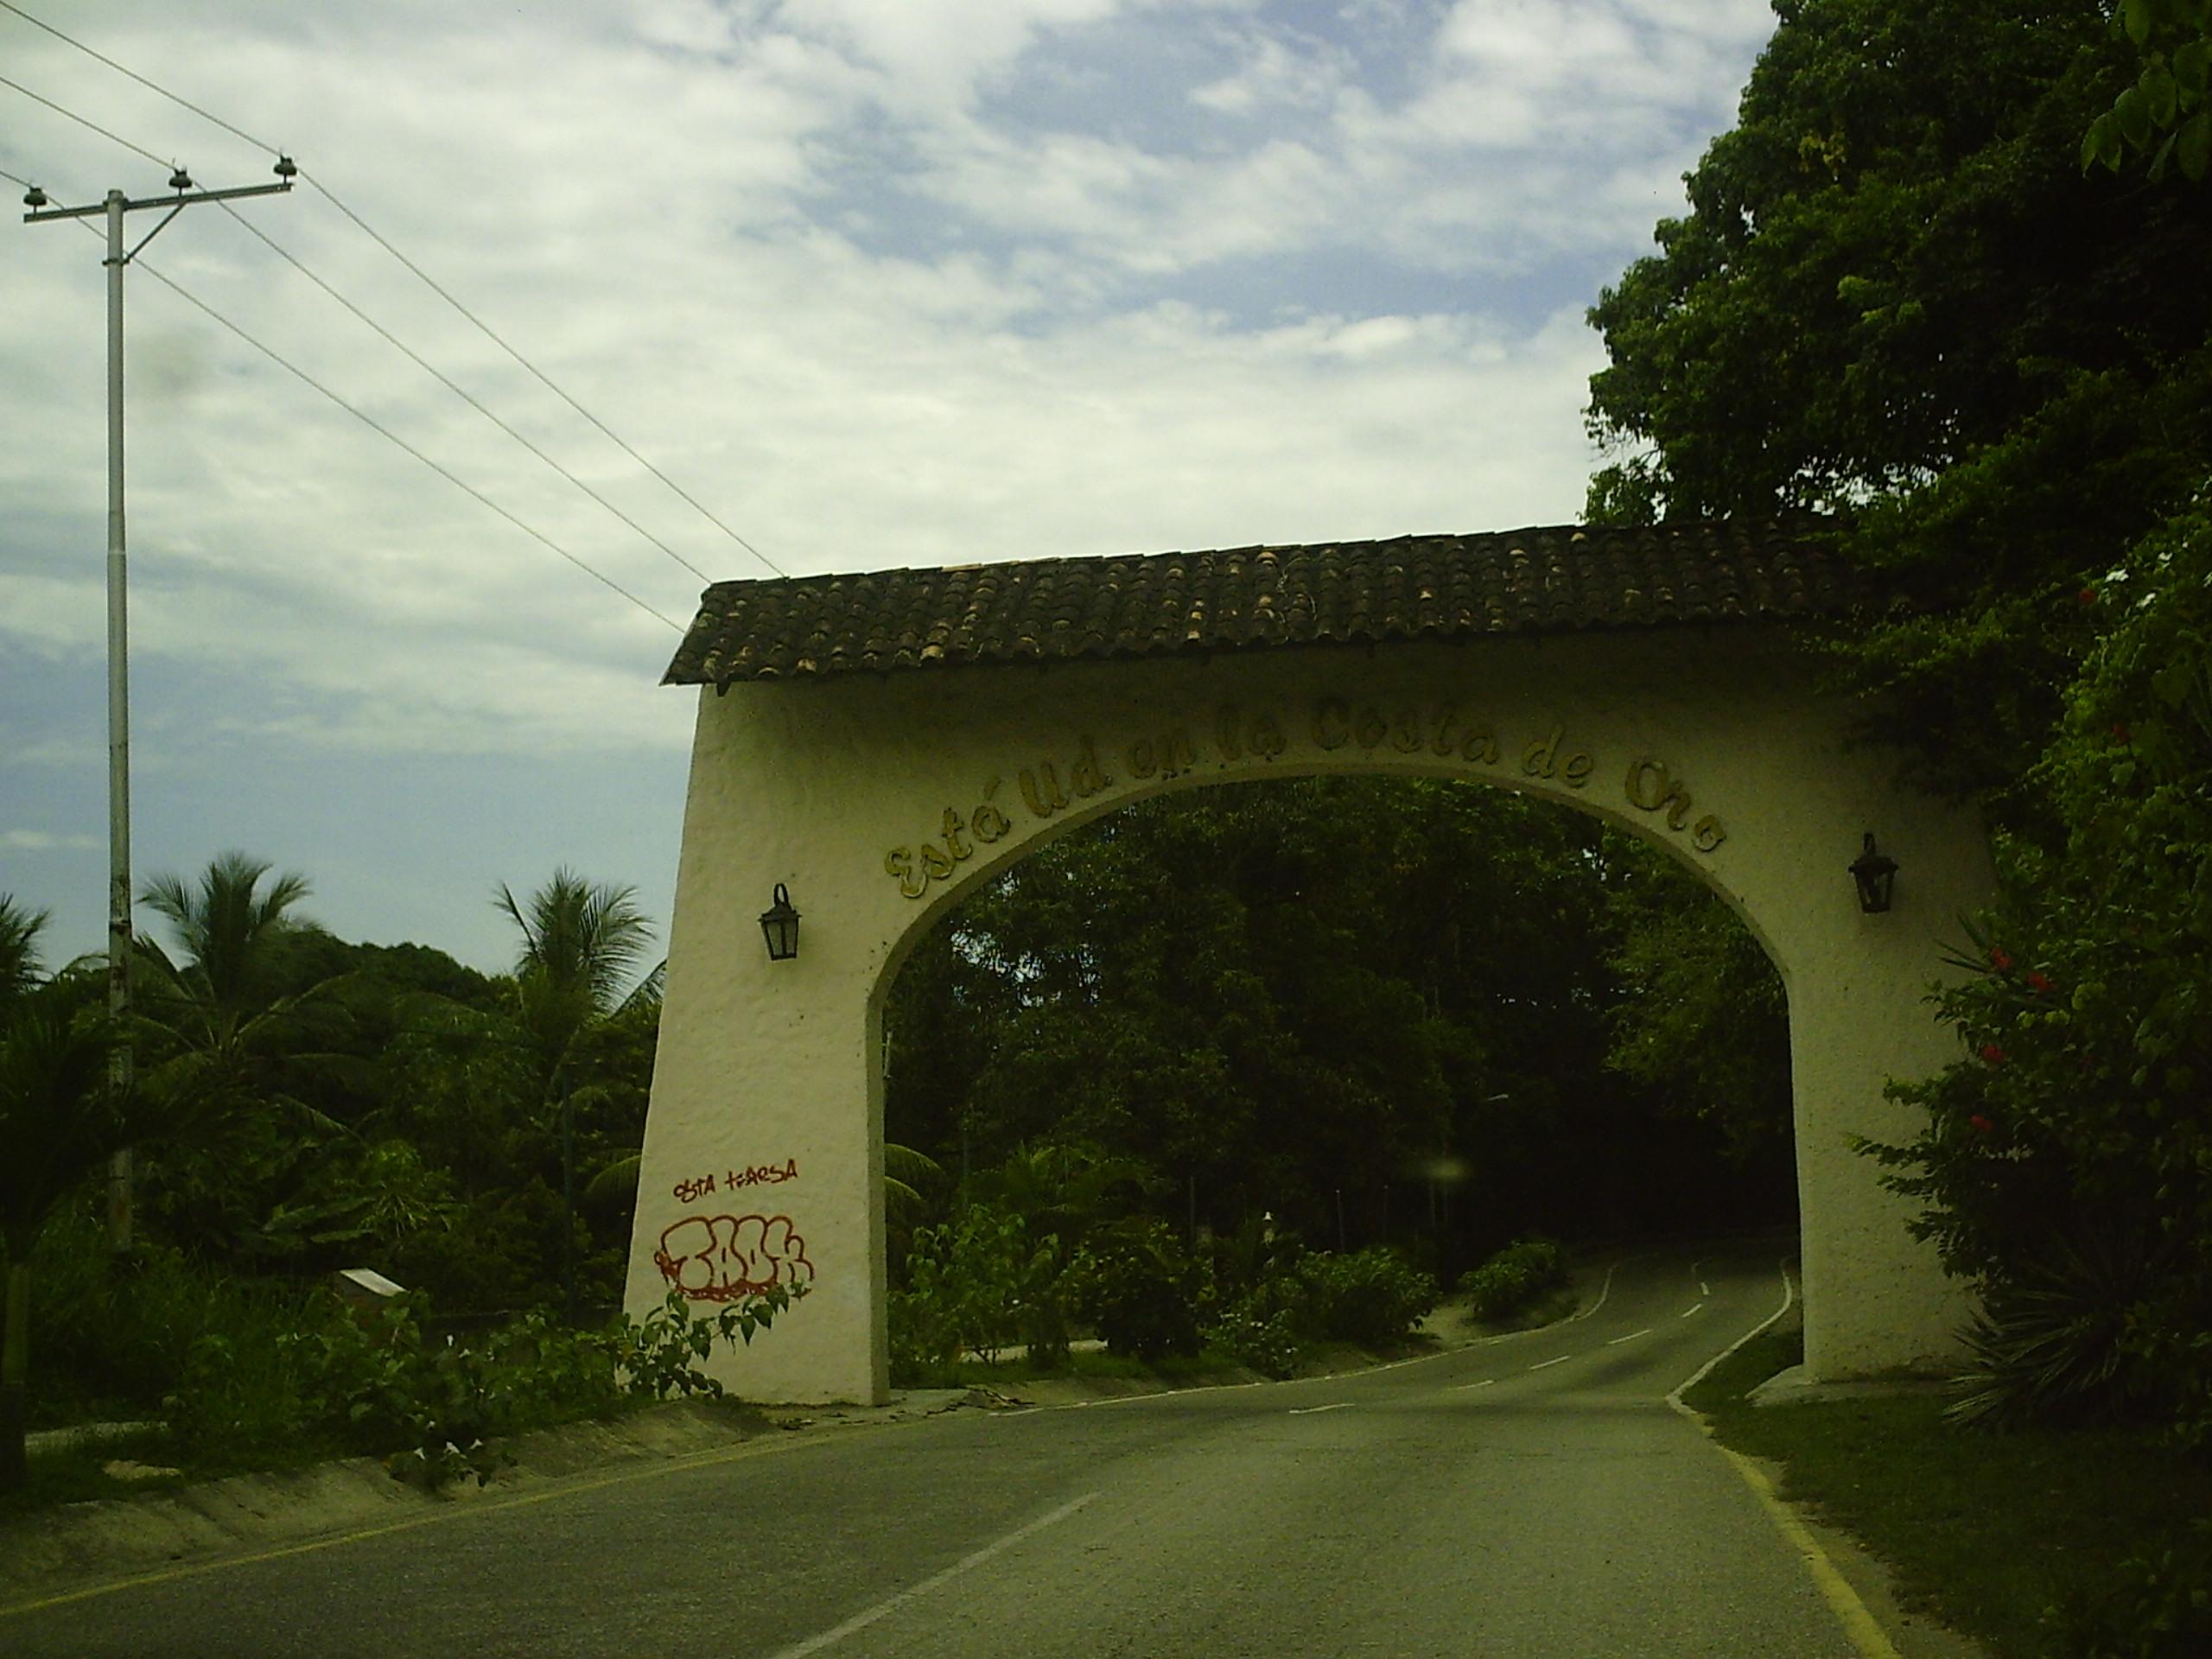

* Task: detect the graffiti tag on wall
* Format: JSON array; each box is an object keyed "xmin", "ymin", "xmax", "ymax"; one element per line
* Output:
[
  {"xmin": 655, "ymin": 1213, "xmax": 816, "ymax": 1303},
  {"xmin": 671, "ymin": 1159, "xmax": 798, "ymax": 1204}
]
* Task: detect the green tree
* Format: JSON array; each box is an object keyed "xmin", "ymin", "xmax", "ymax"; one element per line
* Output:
[
  {"xmin": 1586, "ymin": 0, "xmax": 2212, "ymax": 796},
  {"xmin": 1603, "ymin": 840, "xmax": 1793, "ymax": 1166},
  {"xmin": 489, "ymin": 870, "xmax": 658, "ymax": 1313},
  {"xmin": 132, "ymin": 854, "xmax": 348, "ymax": 1260},
  {"xmin": 0, "ymin": 961, "xmax": 211, "ymax": 1491},
  {"xmin": 886, "ymin": 779, "xmax": 1789, "ymax": 1274},
  {"xmin": 138, "ymin": 851, "xmax": 314, "ymax": 1033},
  {"xmin": 1863, "ymin": 490, "xmax": 2212, "ymax": 1430}
]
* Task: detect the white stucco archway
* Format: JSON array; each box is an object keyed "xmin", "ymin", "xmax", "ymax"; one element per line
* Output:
[{"xmin": 624, "ymin": 531, "xmax": 1988, "ymax": 1403}]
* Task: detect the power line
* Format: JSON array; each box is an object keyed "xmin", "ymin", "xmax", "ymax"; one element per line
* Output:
[
  {"xmin": 0, "ymin": 0, "xmax": 786, "ymax": 579},
  {"xmin": 0, "ymin": 69, "xmax": 171, "ymax": 168},
  {"xmin": 24, "ymin": 169, "xmax": 684, "ymax": 631},
  {"xmin": 215, "ymin": 200, "xmax": 715, "ymax": 585},
  {"xmin": 0, "ymin": 0, "xmax": 274, "ymax": 154},
  {"xmin": 6, "ymin": 79, "xmax": 705, "ymax": 604},
  {"xmin": 119, "ymin": 236, "xmax": 685, "ymax": 633},
  {"xmin": 301, "ymin": 180, "xmax": 787, "ymax": 577}
]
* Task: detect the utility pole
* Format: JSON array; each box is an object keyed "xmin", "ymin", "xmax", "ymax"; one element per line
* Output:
[{"xmin": 22, "ymin": 160, "xmax": 295, "ymax": 1247}]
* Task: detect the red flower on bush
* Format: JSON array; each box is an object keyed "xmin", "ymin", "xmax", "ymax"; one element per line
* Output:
[
  {"xmin": 1988, "ymin": 945, "xmax": 2013, "ymax": 971},
  {"xmin": 2077, "ymin": 587, "xmax": 2098, "ymax": 606},
  {"xmin": 2026, "ymin": 970, "xmax": 2053, "ymax": 995},
  {"xmin": 1968, "ymin": 1114, "xmax": 1994, "ymax": 1134},
  {"xmin": 2112, "ymin": 721, "xmax": 2131, "ymax": 744},
  {"xmin": 1980, "ymin": 1043, "xmax": 2007, "ymax": 1066}
]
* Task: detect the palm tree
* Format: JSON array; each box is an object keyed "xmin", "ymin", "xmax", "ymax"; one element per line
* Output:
[
  {"xmin": 493, "ymin": 871, "xmax": 657, "ymax": 1316},
  {"xmin": 495, "ymin": 869, "xmax": 654, "ymax": 1021},
  {"xmin": 134, "ymin": 855, "xmax": 349, "ymax": 1260},
  {"xmin": 0, "ymin": 963, "xmax": 211, "ymax": 1491},
  {"xmin": 137, "ymin": 851, "xmax": 315, "ymax": 1061}
]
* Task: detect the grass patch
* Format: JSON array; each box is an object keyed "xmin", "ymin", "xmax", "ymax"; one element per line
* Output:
[{"xmin": 1687, "ymin": 1327, "xmax": 2209, "ymax": 1657}]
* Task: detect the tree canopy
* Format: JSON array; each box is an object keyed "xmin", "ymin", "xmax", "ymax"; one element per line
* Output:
[
  {"xmin": 886, "ymin": 779, "xmax": 1793, "ymax": 1276},
  {"xmin": 1586, "ymin": 0, "xmax": 2212, "ymax": 795}
]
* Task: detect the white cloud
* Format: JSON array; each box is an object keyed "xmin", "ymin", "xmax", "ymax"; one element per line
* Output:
[
  {"xmin": 1190, "ymin": 30, "xmax": 1349, "ymax": 115},
  {"xmin": 0, "ymin": 0, "xmax": 1771, "ymax": 957},
  {"xmin": 2, "ymin": 829, "xmax": 103, "ymax": 852}
]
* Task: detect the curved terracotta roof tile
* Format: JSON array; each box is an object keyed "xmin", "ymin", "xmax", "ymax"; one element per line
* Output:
[{"xmin": 666, "ymin": 517, "xmax": 1869, "ymax": 688}]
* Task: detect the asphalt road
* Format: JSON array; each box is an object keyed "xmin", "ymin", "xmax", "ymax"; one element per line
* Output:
[{"xmin": 2, "ymin": 1245, "xmax": 1870, "ymax": 1658}]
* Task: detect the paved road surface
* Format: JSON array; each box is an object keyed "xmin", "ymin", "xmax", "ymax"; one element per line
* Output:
[{"xmin": 3, "ymin": 1246, "xmax": 1872, "ymax": 1657}]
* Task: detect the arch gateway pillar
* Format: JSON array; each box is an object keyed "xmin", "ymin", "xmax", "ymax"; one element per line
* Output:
[{"xmin": 624, "ymin": 524, "xmax": 1988, "ymax": 1403}]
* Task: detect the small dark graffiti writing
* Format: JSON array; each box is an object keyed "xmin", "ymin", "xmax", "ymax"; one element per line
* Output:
[
  {"xmin": 727, "ymin": 1159, "xmax": 799, "ymax": 1189},
  {"xmin": 654, "ymin": 1213, "xmax": 816, "ymax": 1302},
  {"xmin": 671, "ymin": 1158, "xmax": 798, "ymax": 1203}
]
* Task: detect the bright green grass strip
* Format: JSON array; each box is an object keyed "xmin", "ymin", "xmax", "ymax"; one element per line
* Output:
[{"xmin": 1688, "ymin": 1329, "xmax": 2207, "ymax": 1657}]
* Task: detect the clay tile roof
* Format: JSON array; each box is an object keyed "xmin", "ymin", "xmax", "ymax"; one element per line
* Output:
[{"xmin": 665, "ymin": 516, "xmax": 1866, "ymax": 687}]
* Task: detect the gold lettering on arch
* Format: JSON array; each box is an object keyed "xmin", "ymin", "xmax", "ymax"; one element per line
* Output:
[{"xmin": 883, "ymin": 709, "xmax": 1733, "ymax": 896}]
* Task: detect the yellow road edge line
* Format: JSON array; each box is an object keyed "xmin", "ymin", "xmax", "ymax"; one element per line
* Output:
[
  {"xmin": 1713, "ymin": 1438, "xmax": 1904, "ymax": 1659},
  {"xmin": 0, "ymin": 1423, "xmax": 826, "ymax": 1620},
  {"xmin": 1664, "ymin": 1260, "xmax": 1903, "ymax": 1659}
]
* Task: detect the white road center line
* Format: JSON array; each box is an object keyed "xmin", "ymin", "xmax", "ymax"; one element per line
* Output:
[
  {"xmin": 1681, "ymin": 1304, "xmax": 1705, "ymax": 1319},
  {"xmin": 1605, "ymin": 1327, "xmax": 1652, "ymax": 1345},
  {"xmin": 1450, "ymin": 1377, "xmax": 1497, "ymax": 1391},
  {"xmin": 1287, "ymin": 1402, "xmax": 1351, "ymax": 1415},
  {"xmin": 768, "ymin": 1493, "xmax": 1099, "ymax": 1657},
  {"xmin": 1529, "ymin": 1354, "xmax": 1572, "ymax": 1371}
]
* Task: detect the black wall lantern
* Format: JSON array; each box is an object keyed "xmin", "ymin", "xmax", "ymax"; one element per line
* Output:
[
  {"xmin": 1849, "ymin": 833, "xmax": 1899, "ymax": 914},
  {"xmin": 760, "ymin": 883, "xmax": 801, "ymax": 961}
]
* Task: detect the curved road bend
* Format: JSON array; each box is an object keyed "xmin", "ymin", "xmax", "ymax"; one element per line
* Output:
[{"xmin": 3, "ymin": 1248, "xmax": 1866, "ymax": 1658}]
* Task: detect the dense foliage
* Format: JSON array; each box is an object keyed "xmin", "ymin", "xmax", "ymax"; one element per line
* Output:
[
  {"xmin": 886, "ymin": 777, "xmax": 1794, "ymax": 1287},
  {"xmin": 1863, "ymin": 498, "xmax": 2212, "ymax": 1438},
  {"xmin": 2084, "ymin": 1, "xmax": 2212, "ymax": 181},
  {"xmin": 0, "ymin": 864, "xmax": 673, "ymax": 1491},
  {"xmin": 1584, "ymin": 0, "xmax": 2212, "ymax": 1503},
  {"xmin": 1587, "ymin": 0, "xmax": 2212, "ymax": 798}
]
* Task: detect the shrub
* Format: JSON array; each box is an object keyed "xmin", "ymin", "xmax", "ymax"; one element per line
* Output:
[
  {"xmin": 889, "ymin": 1203, "xmax": 1065, "ymax": 1379},
  {"xmin": 1069, "ymin": 1218, "xmax": 1207, "ymax": 1361},
  {"xmin": 154, "ymin": 1281, "xmax": 791, "ymax": 1485},
  {"xmin": 1948, "ymin": 1224, "xmax": 2172, "ymax": 1430},
  {"xmin": 1294, "ymin": 1247, "xmax": 1439, "ymax": 1345},
  {"xmin": 1207, "ymin": 1300, "xmax": 1303, "ymax": 1379},
  {"xmin": 1457, "ymin": 1236, "xmax": 1568, "ymax": 1321}
]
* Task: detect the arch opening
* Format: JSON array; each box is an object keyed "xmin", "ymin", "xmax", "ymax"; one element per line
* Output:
[{"xmin": 873, "ymin": 772, "xmax": 1798, "ymax": 1383}]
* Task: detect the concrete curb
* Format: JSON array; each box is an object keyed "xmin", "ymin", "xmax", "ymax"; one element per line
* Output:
[{"xmin": 0, "ymin": 1390, "xmax": 971, "ymax": 1606}]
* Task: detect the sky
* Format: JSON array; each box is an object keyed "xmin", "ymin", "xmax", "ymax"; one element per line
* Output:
[{"xmin": 1, "ymin": 0, "xmax": 1777, "ymax": 974}]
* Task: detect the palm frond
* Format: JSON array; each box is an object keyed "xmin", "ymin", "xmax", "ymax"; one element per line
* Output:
[
  {"xmin": 497, "ymin": 869, "xmax": 656, "ymax": 1014},
  {"xmin": 583, "ymin": 1152, "xmax": 642, "ymax": 1209},
  {"xmin": 0, "ymin": 896, "xmax": 49, "ymax": 1002}
]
